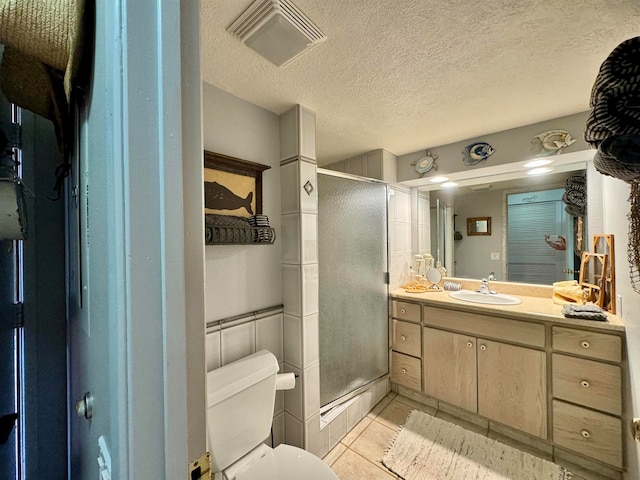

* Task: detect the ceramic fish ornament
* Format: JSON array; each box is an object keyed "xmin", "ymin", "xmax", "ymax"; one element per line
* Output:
[
  {"xmin": 531, "ymin": 129, "xmax": 576, "ymax": 156},
  {"xmin": 462, "ymin": 142, "xmax": 495, "ymax": 166}
]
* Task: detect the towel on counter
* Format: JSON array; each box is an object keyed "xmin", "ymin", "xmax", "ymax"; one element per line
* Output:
[
  {"xmin": 552, "ymin": 280, "xmax": 585, "ymax": 305},
  {"xmin": 562, "ymin": 303, "xmax": 608, "ymax": 321}
]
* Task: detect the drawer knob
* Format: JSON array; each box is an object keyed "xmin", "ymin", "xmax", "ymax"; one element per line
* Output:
[
  {"xmin": 581, "ymin": 341, "xmax": 591, "ymax": 349},
  {"xmin": 480, "ymin": 345, "xmax": 487, "ymax": 351},
  {"xmin": 581, "ymin": 430, "xmax": 591, "ymax": 439},
  {"xmin": 400, "ymin": 308, "xmax": 407, "ymax": 314},
  {"xmin": 401, "ymin": 368, "xmax": 407, "ymax": 374},
  {"xmin": 401, "ymin": 335, "xmax": 407, "ymax": 341},
  {"xmin": 581, "ymin": 380, "xmax": 590, "ymax": 388},
  {"xmin": 467, "ymin": 341, "xmax": 473, "ymax": 348}
]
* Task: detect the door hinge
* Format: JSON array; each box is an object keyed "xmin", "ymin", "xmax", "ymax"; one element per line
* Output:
[
  {"xmin": 189, "ymin": 452, "xmax": 211, "ymax": 480},
  {"xmin": 384, "ymin": 272, "xmax": 390, "ymax": 285},
  {"xmin": 14, "ymin": 302, "xmax": 23, "ymax": 328},
  {"xmin": 10, "ymin": 123, "xmax": 21, "ymax": 150}
]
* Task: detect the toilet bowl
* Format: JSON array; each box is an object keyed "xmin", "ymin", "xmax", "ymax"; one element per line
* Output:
[
  {"xmin": 206, "ymin": 350, "xmax": 338, "ymax": 480},
  {"xmin": 227, "ymin": 443, "xmax": 337, "ymax": 480}
]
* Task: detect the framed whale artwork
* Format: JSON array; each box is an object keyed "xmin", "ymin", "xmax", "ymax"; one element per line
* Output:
[{"xmin": 203, "ymin": 150, "xmax": 271, "ymax": 217}]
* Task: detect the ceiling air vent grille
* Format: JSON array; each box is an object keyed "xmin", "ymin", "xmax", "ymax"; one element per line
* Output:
[{"xmin": 228, "ymin": 0, "xmax": 326, "ymax": 67}]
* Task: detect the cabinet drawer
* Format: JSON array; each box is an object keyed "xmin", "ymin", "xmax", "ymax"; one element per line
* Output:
[
  {"xmin": 423, "ymin": 306, "xmax": 545, "ymax": 348},
  {"xmin": 552, "ymin": 354, "xmax": 621, "ymax": 415},
  {"xmin": 392, "ymin": 300, "xmax": 421, "ymax": 322},
  {"xmin": 391, "ymin": 352, "xmax": 421, "ymax": 391},
  {"xmin": 552, "ymin": 327, "xmax": 621, "ymax": 363},
  {"xmin": 392, "ymin": 320, "xmax": 421, "ymax": 357},
  {"xmin": 552, "ymin": 400, "xmax": 622, "ymax": 468}
]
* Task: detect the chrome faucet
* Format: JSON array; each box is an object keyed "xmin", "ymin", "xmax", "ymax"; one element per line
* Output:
[{"xmin": 477, "ymin": 278, "xmax": 496, "ymax": 294}]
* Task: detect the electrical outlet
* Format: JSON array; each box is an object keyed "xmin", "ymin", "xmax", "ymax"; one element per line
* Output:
[
  {"xmin": 490, "ymin": 252, "xmax": 500, "ymax": 260},
  {"xmin": 633, "ymin": 418, "xmax": 640, "ymax": 443}
]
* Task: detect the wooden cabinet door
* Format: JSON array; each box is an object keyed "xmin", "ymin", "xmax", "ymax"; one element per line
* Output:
[
  {"xmin": 423, "ymin": 327, "xmax": 477, "ymax": 412},
  {"xmin": 478, "ymin": 339, "xmax": 547, "ymax": 438}
]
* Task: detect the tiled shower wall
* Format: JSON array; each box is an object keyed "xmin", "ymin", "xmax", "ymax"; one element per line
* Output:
[
  {"xmin": 389, "ymin": 185, "xmax": 413, "ymax": 288},
  {"xmin": 203, "ymin": 100, "xmax": 403, "ymax": 458}
]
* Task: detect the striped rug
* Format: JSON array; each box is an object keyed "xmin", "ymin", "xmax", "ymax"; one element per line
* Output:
[{"xmin": 382, "ymin": 410, "xmax": 570, "ymax": 480}]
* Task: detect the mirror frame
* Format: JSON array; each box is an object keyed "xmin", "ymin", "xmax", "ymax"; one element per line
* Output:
[{"xmin": 467, "ymin": 217, "xmax": 491, "ymax": 236}]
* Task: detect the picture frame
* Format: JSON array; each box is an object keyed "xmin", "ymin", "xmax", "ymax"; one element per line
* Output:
[
  {"xmin": 203, "ymin": 150, "xmax": 271, "ymax": 217},
  {"xmin": 467, "ymin": 217, "xmax": 491, "ymax": 236}
]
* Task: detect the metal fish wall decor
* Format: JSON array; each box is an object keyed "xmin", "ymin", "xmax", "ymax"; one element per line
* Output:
[
  {"xmin": 462, "ymin": 142, "xmax": 495, "ymax": 166},
  {"xmin": 531, "ymin": 129, "xmax": 576, "ymax": 156}
]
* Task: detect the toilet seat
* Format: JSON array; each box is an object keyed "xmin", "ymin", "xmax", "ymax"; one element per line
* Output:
[{"xmin": 234, "ymin": 444, "xmax": 338, "ymax": 480}]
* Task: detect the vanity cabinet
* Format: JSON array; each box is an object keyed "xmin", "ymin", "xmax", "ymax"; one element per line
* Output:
[
  {"xmin": 551, "ymin": 326, "xmax": 623, "ymax": 468},
  {"xmin": 478, "ymin": 339, "xmax": 546, "ymax": 439},
  {"xmin": 390, "ymin": 296, "xmax": 626, "ymax": 475},
  {"xmin": 390, "ymin": 301, "xmax": 422, "ymax": 390},
  {"xmin": 423, "ymin": 325, "xmax": 547, "ymax": 438}
]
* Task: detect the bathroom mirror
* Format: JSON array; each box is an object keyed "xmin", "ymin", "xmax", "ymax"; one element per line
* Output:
[
  {"xmin": 419, "ymin": 166, "xmax": 590, "ymax": 285},
  {"xmin": 467, "ymin": 217, "xmax": 491, "ymax": 236}
]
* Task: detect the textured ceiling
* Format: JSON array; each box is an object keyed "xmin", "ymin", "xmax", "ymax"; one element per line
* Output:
[{"xmin": 200, "ymin": 0, "xmax": 640, "ymax": 165}]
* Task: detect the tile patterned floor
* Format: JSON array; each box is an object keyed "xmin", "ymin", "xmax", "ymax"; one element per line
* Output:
[{"xmin": 323, "ymin": 392, "xmax": 612, "ymax": 480}]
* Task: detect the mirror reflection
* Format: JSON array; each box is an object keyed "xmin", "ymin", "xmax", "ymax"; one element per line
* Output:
[{"xmin": 421, "ymin": 168, "xmax": 587, "ymax": 285}]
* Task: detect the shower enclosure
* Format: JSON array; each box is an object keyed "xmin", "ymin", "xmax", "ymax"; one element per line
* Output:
[{"xmin": 317, "ymin": 170, "xmax": 389, "ymax": 410}]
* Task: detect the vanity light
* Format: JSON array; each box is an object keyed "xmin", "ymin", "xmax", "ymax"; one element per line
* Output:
[
  {"xmin": 429, "ymin": 176, "xmax": 449, "ymax": 183},
  {"xmin": 527, "ymin": 167, "xmax": 553, "ymax": 175},
  {"xmin": 441, "ymin": 181, "xmax": 458, "ymax": 188},
  {"xmin": 524, "ymin": 159, "xmax": 553, "ymax": 169}
]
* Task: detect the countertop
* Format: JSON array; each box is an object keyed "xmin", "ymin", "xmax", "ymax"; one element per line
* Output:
[{"xmin": 390, "ymin": 287, "xmax": 625, "ymax": 332}]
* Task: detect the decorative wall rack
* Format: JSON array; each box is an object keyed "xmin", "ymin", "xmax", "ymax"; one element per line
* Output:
[{"xmin": 205, "ymin": 214, "xmax": 276, "ymax": 245}]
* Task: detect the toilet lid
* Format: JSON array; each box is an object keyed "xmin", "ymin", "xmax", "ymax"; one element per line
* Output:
[{"xmin": 235, "ymin": 444, "xmax": 339, "ymax": 480}]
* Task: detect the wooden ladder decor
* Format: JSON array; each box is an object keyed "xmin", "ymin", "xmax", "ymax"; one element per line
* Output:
[
  {"xmin": 593, "ymin": 234, "xmax": 616, "ymax": 313},
  {"xmin": 579, "ymin": 252, "xmax": 608, "ymax": 307}
]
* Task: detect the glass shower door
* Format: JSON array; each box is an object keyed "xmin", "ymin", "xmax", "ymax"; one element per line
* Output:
[{"xmin": 317, "ymin": 171, "xmax": 389, "ymax": 409}]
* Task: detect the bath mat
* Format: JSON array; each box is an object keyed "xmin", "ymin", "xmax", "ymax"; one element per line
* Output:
[{"xmin": 382, "ymin": 410, "xmax": 570, "ymax": 480}]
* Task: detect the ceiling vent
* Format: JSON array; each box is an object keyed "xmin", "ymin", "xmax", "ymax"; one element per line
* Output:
[
  {"xmin": 469, "ymin": 184, "xmax": 493, "ymax": 191},
  {"xmin": 228, "ymin": 0, "xmax": 326, "ymax": 67}
]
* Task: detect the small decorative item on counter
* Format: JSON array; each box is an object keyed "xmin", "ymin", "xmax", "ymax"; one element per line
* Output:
[
  {"xmin": 422, "ymin": 253, "xmax": 434, "ymax": 270},
  {"xmin": 552, "ymin": 280, "xmax": 585, "ymax": 305},
  {"xmin": 436, "ymin": 261, "xmax": 447, "ymax": 277},
  {"xmin": 562, "ymin": 303, "xmax": 608, "ymax": 321},
  {"xmin": 443, "ymin": 281, "xmax": 462, "ymax": 291}
]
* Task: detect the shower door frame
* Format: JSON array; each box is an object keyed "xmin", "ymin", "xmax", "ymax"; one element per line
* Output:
[{"xmin": 317, "ymin": 169, "xmax": 390, "ymax": 413}]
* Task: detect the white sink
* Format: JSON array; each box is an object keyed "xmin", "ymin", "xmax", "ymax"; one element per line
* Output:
[{"xmin": 448, "ymin": 290, "xmax": 522, "ymax": 305}]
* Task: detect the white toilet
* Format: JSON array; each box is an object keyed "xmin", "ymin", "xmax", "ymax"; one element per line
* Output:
[{"xmin": 206, "ymin": 350, "xmax": 339, "ymax": 480}]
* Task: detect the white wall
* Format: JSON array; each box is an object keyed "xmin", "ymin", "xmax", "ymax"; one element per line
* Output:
[
  {"xmin": 450, "ymin": 189, "xmax": 503, "ymax": 279},
  {"xmin": 601, "ymin": 177, "xmax": 640, "ymax": 480},
  {"xmin": 202, "ymin": 83, "xmax": 283, "ymax": 321}
]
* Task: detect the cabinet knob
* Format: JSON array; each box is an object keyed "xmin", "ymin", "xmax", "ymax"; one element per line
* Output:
[
  {"xmin": 401, "ymin": 368, "xmax": 407, "ymax": 374},
  {"xmin": 581, "ymin": 430, "xmax": 591, "ymax": 439},
  {"xmin": 581, "ymin": 341, "xmax": 591, "ymax": 349},
  {"xmin": 581, "ymin": 380, "xmax": 590, "ymax": 388},
  {"xmin": 400, "ymin": 308, "xmax": 406, "ymax": 314},
  {"xmin": 479, "ymin": 345, "xmax": 487, "ymax": 351},
  {"xmin": 466, "ymin": 341, "xmax": 473, "ymax": 348},
  {"xmin": 400, "ymin": 335, "xmax": 407, "ymax": 341}
]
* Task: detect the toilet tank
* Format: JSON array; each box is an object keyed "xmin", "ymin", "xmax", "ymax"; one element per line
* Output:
[{"xmin": 206, "ymin": 350, "xmax": 279, "ymax": 472}]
